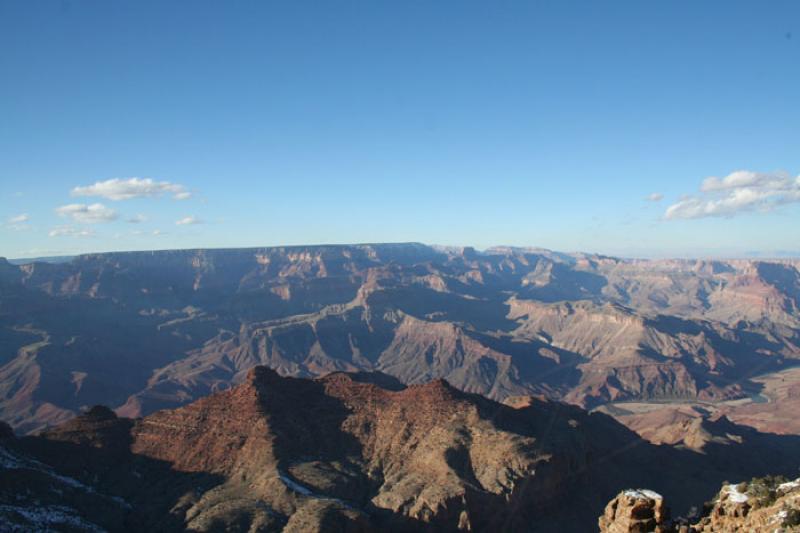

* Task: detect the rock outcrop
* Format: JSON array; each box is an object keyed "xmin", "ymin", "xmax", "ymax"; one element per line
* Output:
[
  {"xmin": 600, "ymin": 476, "xmax": 800, "ymax": 533},
  {"xmin": 599, "ymin": 489, "xmax": 669, "ymax": 533},
  {"xmin": 690, "ymin": 477, "xmax": 800, "ymax": 532}
]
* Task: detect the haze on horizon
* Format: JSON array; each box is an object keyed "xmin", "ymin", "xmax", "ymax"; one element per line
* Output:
[{"xmin": 1, "ymin": 1, "xmax": 799, "ymax": 259}]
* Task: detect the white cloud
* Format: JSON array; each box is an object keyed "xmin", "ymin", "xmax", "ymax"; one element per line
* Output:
[
  {"xmin": 665, "ymin": 170, "xmax": 800, "ymax": 220},
  {"xmin": 152, "ymin": 229, "xmax": 166, "ymax": 236},
  {"xmin": 71, "ymin": 177, "xmax": 192, "ymax": 201},
  {"xmin": 49, "ymin": 225, "xmax": 96, "ymax": 238},
  {"xmin": 4, "ymin": 213, "xmax": 30, "ymax": 232},
  {"xmin": 56, "ymin": 203, "xmax": 118, "ymax": 223},
  {"xmin": 645, "ymin": 193, "xmax": 664, "ymax": 202},
  {"xmin": 175, "ymin": 215, "xmax": 203, "ymax": 225},
  {"xmin": 699, "ymin": 170, "xmax": 793, "ymax": 192},
  {"xmin": 127, "ymin": 213, "xmax": 148, "ymax": 224}
]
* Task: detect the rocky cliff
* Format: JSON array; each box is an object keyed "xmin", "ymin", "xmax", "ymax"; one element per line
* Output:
[
  {"xmin": 2, "ymin": 368, "xmax": 800, "ymax": 531},
  {"xmin": 2, "ymin": 244, "xmax": 799, "ymax": 434},
  {"xmin": 600, "ymin": 476, "xmax": 800, "ymax": 532}
]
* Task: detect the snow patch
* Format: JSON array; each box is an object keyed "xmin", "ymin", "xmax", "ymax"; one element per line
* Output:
[
  {"xmin": 0, "ymin": 444, "xmax": 130, "ymax": 509},
  {"xmin": 0, "ymin": 504, "xmax": 106, "ymax": 532},
  {"xmin": 277, "ymin": 470, "xmax": 360, "ymax": 512},
  {"xmin": 0, "ymin": 447, "xmax": 22, "ymax": 469},
  {"xmin": 278, "ymin": 472, "xmax": 314, "ymax": 496},
  {"xmin": 725, "ymin": 484, "xmax": 749, "ymax": 503},
  {"xmin": 623, "ymin": 489, "xmax": 662, "ymax": 500}
]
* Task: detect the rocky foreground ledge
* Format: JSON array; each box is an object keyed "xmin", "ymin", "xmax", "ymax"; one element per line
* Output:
[{"xmin": 600, "ymin": 476, "xmax": 800, "ymax": 532}]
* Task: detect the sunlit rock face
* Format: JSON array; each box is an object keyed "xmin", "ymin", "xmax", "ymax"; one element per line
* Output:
[
  {"xmin": 600, "ymin": 477, "xmax": 800, "ymax": 533},
  {"xmin": 599, "ymin": 489, "xmax": 669, "ymax": 533},
  {"xmin": 3, "ymin": 366, "xmax": 800, "ymax": 531},
  {"xmin": 0, "ymin": 244, "xmax": 799, "ymax": 436}
]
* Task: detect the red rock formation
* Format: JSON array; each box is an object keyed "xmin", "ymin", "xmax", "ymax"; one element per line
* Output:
[
  {"xmin": 600, "ymin": 476, "xmax": 800, "ymax": 533},
  {"xmin": 4, "ymin": 366, "xmax": 800, "ymax": 531},
  {"xmin": 599, "ymin": 489, "xmax": 670, "ymax": 533},
  {"xmin": 2, "ymin": 245, "xmax": 799, "ymax": 435}
]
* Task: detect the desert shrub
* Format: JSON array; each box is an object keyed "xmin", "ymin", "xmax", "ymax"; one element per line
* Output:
[
  {"xmin": 783, "ymin": 507, "xmax": 800, "ymax": 527},
  {"xmin": 746, "ymin": 475, "xmax": 789, "ymax": 507}
]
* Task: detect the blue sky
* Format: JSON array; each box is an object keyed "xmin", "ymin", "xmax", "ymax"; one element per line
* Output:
[{"xmin": 1, "ymin": 1, "xmax": 799, "ymax": 259}]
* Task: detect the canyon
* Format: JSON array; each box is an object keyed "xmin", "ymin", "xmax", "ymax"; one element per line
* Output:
[
  {"xmin": 2, "ymin": 366, "xmax": 799, "ymax": 531},
  {"xmin": 1, "ymin": 243, "xmax": 799, "ymax": 530},
  {"xmin": 1, "ymin": 243, "xmax": 798, "ymax": 434}
]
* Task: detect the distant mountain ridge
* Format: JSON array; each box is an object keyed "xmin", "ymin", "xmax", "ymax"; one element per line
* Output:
[
  {"xmin": 6, "ymin": 255, "xmax": 76, "ymax": 265},
  {"xmin": 0, "ymin": 243, "xmax": 799, "ymax": 434}
]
